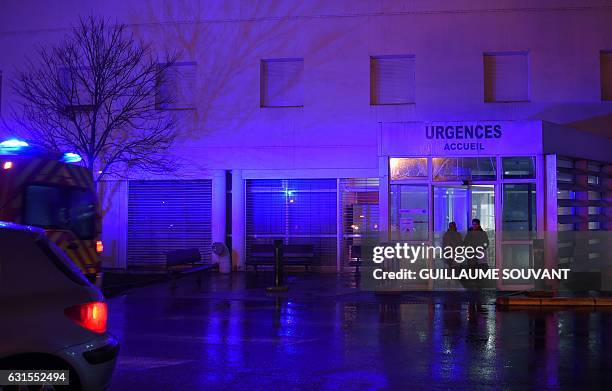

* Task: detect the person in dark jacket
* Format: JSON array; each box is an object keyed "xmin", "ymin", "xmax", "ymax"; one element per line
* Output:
[
  {"xmin": 463, "ymin": 218, "xmax": 489, "ymax": 268},
  {"xmin": 442, "ymin": 222, "xmax": 463, "ymax": 269}
]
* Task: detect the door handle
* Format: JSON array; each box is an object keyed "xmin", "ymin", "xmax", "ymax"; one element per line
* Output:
[{"xmin": 67, "ymin": 242, "xmax": 79, "ymax": 250}]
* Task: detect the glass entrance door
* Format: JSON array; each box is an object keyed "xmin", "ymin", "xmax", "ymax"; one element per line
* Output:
[
  {"xmin": 390, "ymin": 155, "xmax": 541, "ymax": 291},
  {"xmin": 433, "ymin": 186, "xmax": 469, "ymax": 235},
  {"xmin": 471, "ymin": 185, "xmax": 495, "ymax": 234},
  {"xmin": 434, "ymin": 186, "xmax": 494, "ymax": 234},
  {"xmin": 433, "ymin": 185, "xmax": 496, "ymax": 267},
  {"xmin": 471, "ymin": 185, "xmax": 495, "ymax": 269}
]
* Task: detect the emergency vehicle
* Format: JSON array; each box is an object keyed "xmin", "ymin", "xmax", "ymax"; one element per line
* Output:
[{"xmin": 0, "ymin": 139, "xmax": 102, "ymax": 282}]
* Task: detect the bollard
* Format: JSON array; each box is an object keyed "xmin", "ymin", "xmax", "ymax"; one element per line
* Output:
[
  {"xmin": 266, "ymin": 239, "xmax": 288, "ymax": 292},
  {"xmin": 274, "ymin": 239, "xmax": 283, "ymax": 286}
]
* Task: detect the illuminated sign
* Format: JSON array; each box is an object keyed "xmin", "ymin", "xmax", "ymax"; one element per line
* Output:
[
  {"xmin": 425, "ymin": 124, "xmax": 503, "ymax": 151},
  {"xmin": 380, "ymin": 121, "xmax": 544, "ymax": 156}
]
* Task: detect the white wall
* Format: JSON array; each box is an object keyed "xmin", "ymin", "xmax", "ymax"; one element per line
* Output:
[
  {"xmin": 2, "ymin": 1, "xmax": 611, "ymax": 268},
  {"xmin": 1, "ymin": 0, "xmax": 611, "ymax": 178}
]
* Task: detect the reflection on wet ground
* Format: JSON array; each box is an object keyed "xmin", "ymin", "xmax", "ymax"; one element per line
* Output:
[{"xmin": 107, "ymin": 273, "xmax": 611, "ymax": 390}]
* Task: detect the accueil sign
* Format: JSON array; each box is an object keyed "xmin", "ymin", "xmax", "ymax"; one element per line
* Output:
[{"xmin": 425, "ymin": 124, "xmax": 503, "ymax": 151}]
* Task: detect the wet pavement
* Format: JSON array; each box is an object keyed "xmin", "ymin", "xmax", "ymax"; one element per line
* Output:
[{"xmin": 107, "ymin": 273, "xmax": 611, "ymax": 390}]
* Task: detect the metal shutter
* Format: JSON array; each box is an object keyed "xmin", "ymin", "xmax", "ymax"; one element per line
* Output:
[
  {"xmin": 157, "ymin": 62, "xmax": 197, "ymax": 110},
  {"xmin": 246, "ymin": 179, "xmax": 337, "ymax": 267},
  {"xmin": 260, "ymin": 59, "xmax": 304, "ymax": 107},
  {"xmin": 127, "ymin": 180, "xmax": 212, "ymax": 268},
  {"xmin": 370, "ymin": 55, "xmax": 415, "ymax": 105},
  {"xmin": 484, "ymin": 52, "xmax": 529, "ymax": 102}
]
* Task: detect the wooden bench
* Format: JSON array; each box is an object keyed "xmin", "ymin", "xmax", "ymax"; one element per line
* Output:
[
  {"xmin": 247, "ymin": 243, "xmax": 315, "ymax": 272},
  {"xmin": 165, "ymin": 248, "xmax": 216, "ymax": 288}
]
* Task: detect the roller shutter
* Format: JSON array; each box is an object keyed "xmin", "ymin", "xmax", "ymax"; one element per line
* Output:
[
  {"xmin": 370, "ymin": 55, "xmax": 415, "ymax": 105},
  {"xmin": 483, "ymin": 52, "xmax": 529, "ymax": 102},
  {"xmin": 127, "ymin": 180, "xmax": 212, "ymax": 268}
]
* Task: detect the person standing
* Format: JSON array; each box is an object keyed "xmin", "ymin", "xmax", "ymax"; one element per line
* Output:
[
  {"xmin": 442, "ymin": 222, "xmax": 463, "ymax": 269},
  {"xmin": 464, "ymin": 218, "xmax": 489, "ymax": 268}
]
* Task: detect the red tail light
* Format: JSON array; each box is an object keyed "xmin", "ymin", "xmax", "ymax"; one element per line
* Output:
[
  {"xmin": 65, "ymin": 301, "xmax": 108, "ymax": 333},
  {"xmin": 95, "ymin": 240, "xmax": 104, "ymax": 254}
]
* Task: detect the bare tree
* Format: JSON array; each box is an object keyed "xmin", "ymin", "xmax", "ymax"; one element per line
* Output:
[{"xmin": 11, "ymin": 16, "xmax": 178, "ymax": 183}]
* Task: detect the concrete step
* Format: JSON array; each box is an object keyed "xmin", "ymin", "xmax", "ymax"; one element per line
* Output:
[{"xmin": 497, "ymin": 296, "xmax": 612, "ymax": 307}]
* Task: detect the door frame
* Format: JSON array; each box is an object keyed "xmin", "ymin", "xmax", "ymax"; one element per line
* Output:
[
  {"xmin": 431, "ymin": 184, "xmax": 470, "ymax": 233},
  {"xmin": 387, "ymin": 155, "xmax": 542, "ymax": 291},
  {"xmin": 497, "ymin": 181, "xmax": 539, "ymax": 291},
  {"xmin": 432, "ymin": 182, "xmax": 497, "ymax": 262}
]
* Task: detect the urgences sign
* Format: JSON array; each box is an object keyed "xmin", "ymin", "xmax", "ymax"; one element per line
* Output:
[{"xmin": 425, "ymin": 124, "xmax": 503, "ymax": 151}]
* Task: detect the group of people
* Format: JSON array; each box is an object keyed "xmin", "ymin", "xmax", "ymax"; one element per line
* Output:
[{"xmin": 442, "ymin": 218, "xmax": 490, "ymax": 268}]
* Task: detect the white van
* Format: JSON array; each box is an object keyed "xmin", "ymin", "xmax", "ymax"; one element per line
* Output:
[{"xmin": 0, "ymin": 222, "xmax": 118, "ymax": 390}]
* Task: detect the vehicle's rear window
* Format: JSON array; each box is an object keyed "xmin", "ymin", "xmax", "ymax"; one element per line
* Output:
[
  {"xmin": 23, "ymin": 185, "xmax": 96, "ymax": 239},
  {"xmin": 35, "ymin": 236, "xmax": 90, "ymax": 286}
]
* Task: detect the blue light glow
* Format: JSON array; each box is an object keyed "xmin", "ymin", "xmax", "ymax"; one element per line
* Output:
[
  {"xmin": 0, "ymin": 139, "xmax": 29, "ymax": 150},
  {"xmin": 61, "ymin": 152, "xmax": 83, "ymax": 163}
]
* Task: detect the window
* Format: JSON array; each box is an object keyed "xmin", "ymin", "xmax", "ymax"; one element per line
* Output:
[
  {"xmin": 502, "ymin": 183, "xmax": 536, "ymax": 239},
  {"xmin": 59, "ymin": 67, "xmax": 94, "ymax": 111},
  {"xmin": 502, "ymin": 157, "xmax": 535, "ymax": 179},
  {"xmin": 600, "ymin": 51, "xmax": 612, "ymax": 101},
  {"xmin": 340, "ymin": 178, "xmax": 379, "ymax": 266},
  {"xmin": 555, "ymin": 157, "xmax": 610, "ymax": 233},
  {"xmin": 156, "ymin": 62, "xmax": 197, "ymax": 110},
  {"xmin": 432, "ymin": 157, "xmax": 496, "ymax": 181},
  {"xmin": 370, "ymin": 55, "xmax": 415, "ymax": 105},
  {"xmin": 390, "ymin": 158, "xmax": 428, "ymax": 180},
  {"xmin": 24, "ymin": 185, "xmax": 96, "ymax": 240},
  {"xmin": 246, "ymin": 179, "xmax": 337, "ymax": 266},
  {"xmin": 484, "ymin": 52, "xmax": 529, "ymax": 102},
  {"xmin": 260, "ymin": 58, "xmax": 304, "ymax": 107},
  {"xmin": 390, "ymin": 184, "xmax": 429, "ymax": 241}
]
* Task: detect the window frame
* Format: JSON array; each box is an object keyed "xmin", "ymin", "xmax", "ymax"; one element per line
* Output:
[
  {"xmin": 260, "ymin": 58, "xmax": 305, "ymax": 108},
  {"xmin": 370, "ymin": 54, "xmax": 416, "ymax": 106},
  {"xmin": 156, "ymin": 61, "xmax": 198, "ymax": 111},
  {"xmin": 600, "ymin": 50, "xmax": 612, "ymax": 101},
  {"xmin": 483, "ymin": 51, "xmax": 530, "ymax": 103}
]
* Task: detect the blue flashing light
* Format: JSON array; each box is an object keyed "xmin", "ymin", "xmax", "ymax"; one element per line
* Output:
[
  {"xmin": 283, "ymin": 189, "xmax": 295, "ymax": 196},
  {"xmin": 61, "ymin": 152, "xmax": 83, "ymax": 163},
  {"xmin": 0, "ymin": 139, "xmax": 29, "ymax": 149}
]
